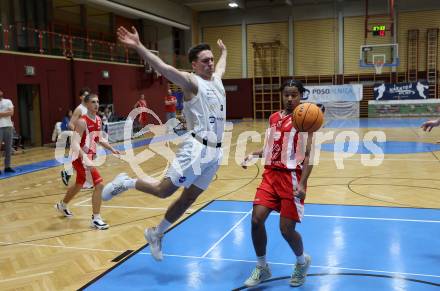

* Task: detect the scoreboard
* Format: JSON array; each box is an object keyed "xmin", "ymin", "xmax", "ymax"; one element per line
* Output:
[{"xmin": 372, "ymin": 25, "xmax": 386, "ymax": 37}]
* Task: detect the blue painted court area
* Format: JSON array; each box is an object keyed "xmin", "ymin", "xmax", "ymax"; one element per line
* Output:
[
  {"xmin": 321, "ymin": 141, "xmax": 440, "ymax": 154},
  {"xmin": 81, "ymin": 201, "xmax": 440, "ymax": 291},
  {"xmin": 325, "ymin": 118, "xmax": 428, "ymax": 128}
]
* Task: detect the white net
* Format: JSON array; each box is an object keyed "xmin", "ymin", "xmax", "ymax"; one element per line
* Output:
[
  {"xmin": 322, "ymin": 101, "xmax": 360, "ymax": 119},
  {"xmin": 374, "ymin": 61, "xmax": 384, "ymax": 74}
]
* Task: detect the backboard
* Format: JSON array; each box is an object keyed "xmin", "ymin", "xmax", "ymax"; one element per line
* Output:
[{"xmin": 359, "ymin": 43, "xmax": 399, "ymax": 73}]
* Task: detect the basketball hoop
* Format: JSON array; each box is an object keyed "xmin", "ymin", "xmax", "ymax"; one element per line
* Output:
[{"xmin": 374, "ymin": 60, "xmax": 384, "ymax": 74}]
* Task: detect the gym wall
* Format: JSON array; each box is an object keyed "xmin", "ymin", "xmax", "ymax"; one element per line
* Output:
[
  {"xmin": 398, "ymin": 9, "xmax": 440, "ymax": 73},
  {"xmin": 202, "ymin": 25, "xmax": 242, "ymax": 79},
  {"xmin": 294, "ymin": 18, "xmax": 338, "ymax": 76}
]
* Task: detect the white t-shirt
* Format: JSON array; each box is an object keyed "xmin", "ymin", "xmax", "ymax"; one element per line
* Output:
[
  {"xmin": 0, "ymin": 98, "xmax": 13, "ymax": 128},
  {"xmin": 78, "ymin": 103, "xmax": 88, "ymax": 115},
  {"xmin": 183, "ymin": 73, "xmax": 226, "ymax": 143}
]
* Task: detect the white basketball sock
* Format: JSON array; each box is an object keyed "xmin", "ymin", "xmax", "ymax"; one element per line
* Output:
[
  {"xmin": 157, "ymin": 219, "xmax": 172, "ymax": 234},
  {"xmin": 123, "ymin": 178, "xmax": 137, "ymax": 189},
  {"xmin": 92, "ymin": 214, "xmax": 102, "ymax": 220},
  {"xmin": 296, "ymin": 254, "xmax": 305, "ymax": 265},
  {"xmin": 257, "ymin": 255, "xmax": 267, "ymax": 267}
]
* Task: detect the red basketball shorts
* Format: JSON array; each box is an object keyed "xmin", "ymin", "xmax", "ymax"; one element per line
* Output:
[
  {"xmin": 254, "ymin": 168, "xmax": 305, "ymax": 222},
  {"xmin": 72, "ymin": 158, "xmax": 103, "ymax": 186}
]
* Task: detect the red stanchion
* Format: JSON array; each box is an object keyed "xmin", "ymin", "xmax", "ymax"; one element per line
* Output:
[
  {"xmin": 4, "ymin": 28, "xmax": 9, "ymax": 49},
  {"xmin": 62, "ymin": 36, "xmax": 66, "ymax": 56},
  {"xmin": 110, "ymin": 45, "xmax": 114, "ymax": 61},
  {"xmin": 38, "ymin": 31, "xmax": 44, "ymax": 54}
]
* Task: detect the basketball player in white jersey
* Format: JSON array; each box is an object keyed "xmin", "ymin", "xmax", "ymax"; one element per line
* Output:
[
  {"xmin": 102, "ymin": 26, "xmax": 227, "ymax": 261},
  {"xmin": 61, "ymin": 87, "xmax": 93, "ymax": 189}
]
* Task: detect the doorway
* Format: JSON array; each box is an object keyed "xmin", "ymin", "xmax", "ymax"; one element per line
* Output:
[
  {"xmin": 17, "ymin": 84, "xmax": 42, "ymax": 146},
  {"xmin": 98, "ymin": 85, "xmax": 113, "ymax": 113}
]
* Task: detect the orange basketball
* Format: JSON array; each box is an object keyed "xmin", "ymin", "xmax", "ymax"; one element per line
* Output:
[{"xmin": 292, "ymin": 103, "xmax": 324, "ymax": 132}]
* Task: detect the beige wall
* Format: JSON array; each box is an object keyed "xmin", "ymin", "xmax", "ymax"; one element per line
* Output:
[
  {"xmin": 398, "ymin": 10, "xmax": 440, "ymax": 73},
  {"xmin": 197, "ymin": 11, "xmax": 440, "ymax": 78},
  {"xmin": 294, "ymin": 18, "xmax": 337, "ymax": 76},
  {"xmin": 202, "ymin": 25, "xmax": 242, "ymax": 79},
  {"xmin": 344, "ymin": 16, "xmax": 395, "ymax": 75},
  {"xmin": 247, "ymin": 22, "xmax": 289, "ymax": 77}
]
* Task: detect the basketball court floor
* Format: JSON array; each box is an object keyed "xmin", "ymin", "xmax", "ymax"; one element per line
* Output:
[{"xmin": 1, "ymin": 118, "xmax": 439, "ymax": 290}]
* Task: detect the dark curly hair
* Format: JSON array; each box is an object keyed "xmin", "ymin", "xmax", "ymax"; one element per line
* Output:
[{"xmin": 280, "ymin": 79, "xmax": 306, "ymax": 94}]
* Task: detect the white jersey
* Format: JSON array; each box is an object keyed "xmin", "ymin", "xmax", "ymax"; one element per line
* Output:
[
  {"xmin": 77, "ymin": 103, "xmax": 88, "ymax": 115},
  {"xmin": 183, "ymin": 73, "xmax": 226, "ymax": 143}
]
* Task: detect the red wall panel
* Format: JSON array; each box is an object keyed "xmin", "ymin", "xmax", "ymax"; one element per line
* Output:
[
  {"xmin": 0, "ymin": 52, "xmax": 168, "ymax": 144},
  {"xmin": 223, "ymin": 78, "xmax": 253, "ymax": 119}
]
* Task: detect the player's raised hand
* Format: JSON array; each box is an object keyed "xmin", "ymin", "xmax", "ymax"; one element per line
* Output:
[
  {"xmin": 117, "ymin": 26, "xmax": 141, "ymax": 48},
  {"xmin": 217, "ymin": 39, "xmax": 226, "ymax": 51},
  {"xmin": 421, "ymin": 119, "xmax": 440, "ymax": 132}
]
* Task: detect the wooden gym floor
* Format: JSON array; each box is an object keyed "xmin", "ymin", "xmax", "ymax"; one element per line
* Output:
[{"xmin": 0, "ymin": 118, "xmax": 439, "ymax": 290}]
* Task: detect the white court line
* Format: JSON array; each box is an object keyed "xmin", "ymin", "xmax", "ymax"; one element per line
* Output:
[
  {"xmin": 80, "ymin": 204, "xmax": 167, "ymax": 211},
  {"xmin": 3, "ymin": 242, "xmax": 439, "ymax": 280},
  {"xmin": 0, "ymin": 241, "xmax": 122, "ymax": 253},
  {"xmin": 0, "ymin": 271, "xmax": 54, "ymax": 283},
  {"xmin": 200, "ymin": 209, "xmax": 252, "ymax": 214},
  {"xmin": 76, "ymin": 204, "xmax": 440, "ymax": 224},
  {"xmin": 201, "ymin": 210, "xmax": 252, "ymax": 258},
  {"xmin": 78, "ymin": 205, "xmax": 249, "ymax": 215},
  {"xmin": 74, "ymin": 197, "xmax": 91, "ymax": 206},
  {"xmin": 318, "ymin": 157, "xmax": 440, "ymax": 162},
  {"xmin": 134, "ymin": 254, "xmax": 440, "ymax": 280},
  {"xmin": 73, "ymin": 168, "xmax": 166, "ymax": 207},
  {"xmin": 74, "ymin": 167, "xmax": 166, "ymax": 207},
  {"xmin": 305, "ymin": 214, "xmax": 440, "ymax": 223},
  {"xmin": 55, "ymin": 237, "xmax": 66, "ymax": 247}
]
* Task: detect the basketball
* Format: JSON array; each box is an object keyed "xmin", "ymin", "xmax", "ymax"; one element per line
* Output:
[{"xmin": 292, "ymin": 103, "xmax": 324, "ymax": 132}]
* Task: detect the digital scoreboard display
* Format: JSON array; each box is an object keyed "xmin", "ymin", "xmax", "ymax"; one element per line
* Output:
[{"xmin": 372, "ymin": 25, "xmax": 386, "ymax": 36}]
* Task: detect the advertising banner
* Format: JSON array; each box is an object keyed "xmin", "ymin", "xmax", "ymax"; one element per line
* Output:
[
  {"xmin": 368, "ymin": 99, "xmax": 440, "ymax": 117},
  {"xmin": 303, "ymin": 84, "xmax": 363, "ymax": 103},
  {"xmin": 373, "ymin": 81, "xmax": 430, "ymax": 100}
]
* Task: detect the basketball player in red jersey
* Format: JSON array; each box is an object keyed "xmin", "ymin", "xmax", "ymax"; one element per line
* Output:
[
  {"xmin": 242, "ymin": 79, "xmax": 314, "ymax": 287},
  {"xmin": 134, "ymin": 94, "xmax": 148, "ymax": 128},
  {"xmin": 55, "ymin": 93, "xmax": 121, "ymax": 230}
]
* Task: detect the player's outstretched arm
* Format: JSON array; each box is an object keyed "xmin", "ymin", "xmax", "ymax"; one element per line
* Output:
[
  {"xmin": 68, "ymin": 107, "xmax": 82, "ymax": 130},
  {"xmin": 71, "ymin": 119, "xmax": 86, "ymax": 160},
  {"xmin": 421, "ymin": 119, "xmax": 440, "ymax": 132},
  {"xmin": 214, "ymin": 39, "xmax": 227, "ymax": 78},
  {"xmin": 97, "ymin": 131, "xmax": 121, "ymax": 155},
  {"xmin": 117, "ymin": 26, "xmax": 196, "ymax": 94},
  {"xmin": 99, "ymin": 140, "xmax": 121, "ymax": 156},
  {"xmin": 241, "ymin": 149, "xmax": 263, "ymax": 169}
]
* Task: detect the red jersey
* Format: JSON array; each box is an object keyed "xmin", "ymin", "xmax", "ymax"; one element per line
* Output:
[
  {"xmin": 80, "ymin": 114, "xmax": 102, "ymax": 157},
  {"xmin": 263, "ymin": 111, "xmax": 305, "ymax": 171},
  {"xmin": 165, "ymin": 95, "xmax": 177, "ymax": 113},
  {"xmin": 137, "ymin": 99, "xmax": 147, "ymax": 109},
  {"xmin": 136, "ymin": 100, "xmax": 148, "ymax": 125}
]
